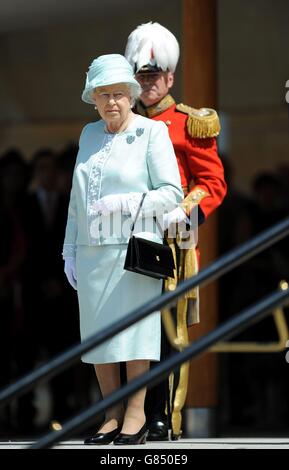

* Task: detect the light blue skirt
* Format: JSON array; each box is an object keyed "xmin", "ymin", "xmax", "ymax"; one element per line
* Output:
[{"xmin": 76, "ymin": 244, "xmax": 161, "ymax": 364}]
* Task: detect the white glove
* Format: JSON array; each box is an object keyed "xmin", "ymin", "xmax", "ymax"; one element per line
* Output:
[
  {"xmin": 64, "ymin": 257, "xmax": 77, "ymax": 290},
  {"xmin": 93, "ymin": 194, "xmax": 130, "ymax": 216},
  {"xmin": 163, "ymin": 206, "xmax": 190, "ymax": 230}
]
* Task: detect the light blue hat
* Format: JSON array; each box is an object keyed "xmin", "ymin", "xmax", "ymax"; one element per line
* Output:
[{"xmin": 81, "ymin": 54, "xmax": 142, "ymax": 104}]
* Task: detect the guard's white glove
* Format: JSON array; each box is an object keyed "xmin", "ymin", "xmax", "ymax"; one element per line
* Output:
[
  {"xmin": 64, "ymin": 257, "xmax": 77, "ymax": 290},
  {"xmin": 93, "ymin": 194, "xmax": 131, "ymax": 216},
  {"xmin": 163, "ymin": 206, "xmax": 190, "ymax": 230}
]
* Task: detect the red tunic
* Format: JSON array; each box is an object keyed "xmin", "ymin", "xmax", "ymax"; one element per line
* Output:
[{"xmin": 151, "ymin": 103, "xmax": 227, "ymax": 221}]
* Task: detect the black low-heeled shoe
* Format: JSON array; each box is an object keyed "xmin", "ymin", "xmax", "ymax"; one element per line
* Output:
[
  {"xmin": 113, "ymin": 423, "xmax": 147, "ymax": 445},
  {"xmin": 84, "ymin": 425, "xmax": 122, "ymax": 445}
]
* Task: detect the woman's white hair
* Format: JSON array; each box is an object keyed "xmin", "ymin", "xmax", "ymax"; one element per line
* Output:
[{"xmin": 127, "ymin": 83, "xmax": 142, "ymax": 106}]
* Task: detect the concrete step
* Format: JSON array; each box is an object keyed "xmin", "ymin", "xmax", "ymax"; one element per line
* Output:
[{"xmin": 1, "ymin": 438, "xmax": 289, "ymax": 449}]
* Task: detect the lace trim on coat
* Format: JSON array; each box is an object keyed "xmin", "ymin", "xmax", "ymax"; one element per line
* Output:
[{"xmin": 87, "ymin": 134, "xmax": 116, "ymax": 242}]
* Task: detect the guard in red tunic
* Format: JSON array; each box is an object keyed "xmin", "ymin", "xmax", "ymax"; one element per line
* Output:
[{"xmin": 125, "ymin": 22, "xmax": 227, "ymax": 440}]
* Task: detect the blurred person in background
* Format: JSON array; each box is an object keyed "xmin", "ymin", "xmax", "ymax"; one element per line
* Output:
[
  {"xmin": 23, "ymin": 148, "xmax": 79, "ymax": 427},
  {"xmin": 0, "ymin": 149, "xmax": 33, "ymax": 434}
]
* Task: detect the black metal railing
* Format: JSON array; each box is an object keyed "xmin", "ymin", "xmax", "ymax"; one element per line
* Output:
[
  {"xmin": 30, "ymin": 285, "xmax": 289, "ymax": 449},
  {"xmin": 0, "ymin": 215, "xmax": 288, "ymax": 448},
  {"xmin": 1, "ymin": 216, "xmax": 289, "ymax": 408}
]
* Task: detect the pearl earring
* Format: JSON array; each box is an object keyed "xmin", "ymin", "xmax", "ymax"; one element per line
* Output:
[{"xmin": 94, "ymin": 106, "xmax": 97, "ymax": 110}]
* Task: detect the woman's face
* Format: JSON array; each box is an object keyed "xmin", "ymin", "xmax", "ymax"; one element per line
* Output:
[{"xmin": 92, "ymin": 84, "xmax": 132, "ymax": 126}]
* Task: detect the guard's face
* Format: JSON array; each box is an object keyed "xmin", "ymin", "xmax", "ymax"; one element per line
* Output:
[{"xmin": 136, "ymin": 71, "xmax": 174, "ymax": 107}]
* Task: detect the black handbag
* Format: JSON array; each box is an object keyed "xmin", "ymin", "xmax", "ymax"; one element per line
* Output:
[{"xmin": 124, "ymin": 193, "xmax": 175, "ymax": 280}]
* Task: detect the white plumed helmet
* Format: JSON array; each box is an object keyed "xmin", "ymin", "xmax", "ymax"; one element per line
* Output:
[{"xmin": 125, "ymin": 22, "xmax": 180, "ymax": 73}]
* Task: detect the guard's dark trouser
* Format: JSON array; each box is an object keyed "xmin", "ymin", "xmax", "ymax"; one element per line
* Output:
[{"xmin": 144, "ymin": 318, "xmax": 179, "ymax": 426}]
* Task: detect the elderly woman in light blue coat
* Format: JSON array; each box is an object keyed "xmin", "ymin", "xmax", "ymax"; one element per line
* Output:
[{"xmin": 63, "ymin": 54, "xmax": 183, "ymax": 445}]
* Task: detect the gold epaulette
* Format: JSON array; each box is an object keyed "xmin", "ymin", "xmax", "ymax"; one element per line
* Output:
[{"xmin": 176, "ymin": 103, "xmax": 221, "ymax": 138}]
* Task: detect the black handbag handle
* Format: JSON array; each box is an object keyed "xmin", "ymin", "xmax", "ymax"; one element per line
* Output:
[
  {"xmin": 129, "ymin": 193, "xmax": 146, "ymax": 237},
  {"xmin": 129, "ymin": 193, "xmax": 168, "ymax": 246}
]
